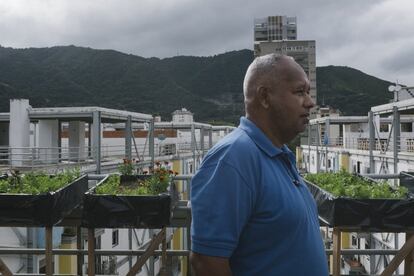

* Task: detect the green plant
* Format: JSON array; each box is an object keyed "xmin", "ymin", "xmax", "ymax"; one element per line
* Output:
[
  {"xmin": 0, "ymin": 168, "xmax": 81, "ymax": 195},
  {"xmin": 305, "ymin": 169, "xmax": 408, "ymax": 199},
  {"xmin": 118, "ymin": 159, "xmax": 135, "ymax": 175},
  {"xmin": 96, "ymin": 161, "xmax": 178, "ymax": 196}
]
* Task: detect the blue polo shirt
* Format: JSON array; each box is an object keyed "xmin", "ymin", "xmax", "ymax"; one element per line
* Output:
[{"xmin": 191, "ymin": 117, "xmax": 328, "ymax": 275}]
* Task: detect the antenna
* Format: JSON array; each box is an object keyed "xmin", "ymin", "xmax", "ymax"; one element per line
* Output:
[{"xmin": 388, "ymin": 82, "xmax": 401, "ymax": 102}]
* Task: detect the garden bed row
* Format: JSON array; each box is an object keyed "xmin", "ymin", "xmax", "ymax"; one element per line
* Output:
[
  {"xmin": 304, "ymin": 170, "xmax": 414, "ymax": 231},
  {"xmin": 0, "ymin": 169, "xmax": 178, "ymax": 228}
]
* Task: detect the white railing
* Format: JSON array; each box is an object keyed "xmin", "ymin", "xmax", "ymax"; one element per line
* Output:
[
  {"xmin": 0, "ymin": 141, "xmax": 216, "ymax": 172},
  {"xmin": 306, "ymin": 137, "xmax": 406, "ymax": 152}
]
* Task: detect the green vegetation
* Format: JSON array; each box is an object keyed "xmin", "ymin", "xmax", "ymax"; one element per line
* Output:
[
  {"xmin": 95, "ymin": 161, "xmax": 176, "ymax": 196},
  {"xmin": 0, "ymin": 46, "xmax": 394, "ymax": 124},
  {"xmin": 316, "ymin": 66, "xmax": 393, "ymax": 115},
  {"xmin": 0, "ymin": 169, "xmax": 81, "ymax": 194},
  {"xmin": 305, "ymin": 170, "xmax": 408, "ymax": 199},
  {"xmin": 118, "ymin": 158, "xmax": 136, "ymax": 175}
]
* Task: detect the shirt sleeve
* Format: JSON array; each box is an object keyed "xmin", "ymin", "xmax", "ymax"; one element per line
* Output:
[{"xmin": 190, "ymin": 159, "xmax": 254, "ymax": 257}]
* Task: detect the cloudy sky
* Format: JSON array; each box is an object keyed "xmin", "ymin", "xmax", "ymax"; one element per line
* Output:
[{"xmin": 1, "ymin": 0, "xmax": 414, "ymax": 84}]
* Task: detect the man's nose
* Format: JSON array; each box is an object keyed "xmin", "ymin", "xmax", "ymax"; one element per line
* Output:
[{"xmin": 305, "ymin": 93, "xmax": 315, "ymax": 108}]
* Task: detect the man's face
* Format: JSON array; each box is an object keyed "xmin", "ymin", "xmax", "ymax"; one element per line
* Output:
[{"xmin": 266, "ymin": 59, "xmax": 315, "ymax": 141}]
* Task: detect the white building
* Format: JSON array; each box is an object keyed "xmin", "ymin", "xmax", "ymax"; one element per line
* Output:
[
  {"xmin": 254, "ymin": 15, "xmax": 297, "ymax": 42},
  {"xmin": 0, "ymin": 100, "xmax": 235, "ymax": 275}
]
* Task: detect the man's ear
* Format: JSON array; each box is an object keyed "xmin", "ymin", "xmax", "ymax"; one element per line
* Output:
[{"xmin": 257, "ymin": 86, "xmax": 270, "ymax": 109}]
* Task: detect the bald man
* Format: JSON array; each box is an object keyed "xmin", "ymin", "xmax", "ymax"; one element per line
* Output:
[{"xmin": 190, "ymin": 54, "xmax": 329, "ymax": 275}]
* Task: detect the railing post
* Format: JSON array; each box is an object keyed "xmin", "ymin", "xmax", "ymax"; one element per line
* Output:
[
  {"xmin": 125, "ymin": 115, "xmax": 132, "ymax": 160},
  {"xmin": 369, "ymin": 111, "xmax": 375, "ymax": 173},
  {"xmin": 191, "ymin": 123, "xmax": 196, "ymax": 172},
  {"xmin": 149, "ymin": 118, "xmax": 155, "ymax": 169},
  {"xmin": 92, "ymin": 111, "xmax": 101, "ymax": 174},
  {"xmin": 393, "ymin": 106, "xmax": 400, "ymax": 182}
]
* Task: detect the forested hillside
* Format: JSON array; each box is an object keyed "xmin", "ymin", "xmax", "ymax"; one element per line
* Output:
[{"xmin": 0, "ymin": 46, "xmax": 393, "ymax": 124}]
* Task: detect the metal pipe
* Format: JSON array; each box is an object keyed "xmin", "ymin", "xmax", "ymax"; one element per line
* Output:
[
  {"xmin": 361, "ymin": 173, "xmax": 400, "ymax": 179},
  {"xmin": 368, "ymin": 111, "xmax": 375, "ymax": 172},
  {"xmin": 393, "ymin": 106, "xmax": 400, "ymax": 185},
  {"xmin": 0, "ymin": 248, "xmax": 191, "ymax": 256}
]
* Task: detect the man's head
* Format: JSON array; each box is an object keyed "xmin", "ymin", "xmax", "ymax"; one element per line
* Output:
[{"xmin": 243, "ymin": 54, "xmax": 315, "ymax": 147}]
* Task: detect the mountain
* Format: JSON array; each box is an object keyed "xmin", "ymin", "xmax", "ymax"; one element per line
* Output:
[
  {"xmin": 316, "ymin": 66, "xmax": 393, "ymax": 116},
  {"xmin": 0, "ymin": 45, "xmax": 393, "ymax": 124}
]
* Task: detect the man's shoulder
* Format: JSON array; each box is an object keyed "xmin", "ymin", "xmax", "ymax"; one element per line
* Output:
[{"xmin": 202, "ymin": 128, "xmax": 260, "ymax": 167}]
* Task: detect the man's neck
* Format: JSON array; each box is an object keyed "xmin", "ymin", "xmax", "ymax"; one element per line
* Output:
[{"xmin": 245, "ymin": 115, "xmax": 285, "ymax": 148}]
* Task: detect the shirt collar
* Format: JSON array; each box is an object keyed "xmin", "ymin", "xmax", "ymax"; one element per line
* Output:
[{"xmin": 238, "ymin": 117, "xmax": 293, "ymax": 158}]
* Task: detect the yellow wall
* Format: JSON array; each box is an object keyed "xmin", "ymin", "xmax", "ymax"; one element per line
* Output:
[
  {"xmin": 340, "ymin": 152, "xmax": 350, "ymax": 172},
  {"xmin": 58, "ymin": 237, "xmax": 77, "ymax": 274},
  {"xmin": 171, "ymin": 159, "xmax": 188, "ymax": 275},
  {"xmin": 296, "ymin": 147, "xmax": 303, "ymax": 164},
  {"xmin": 341, "ymin": 232, "xmax": 350, "ymax": 249}
]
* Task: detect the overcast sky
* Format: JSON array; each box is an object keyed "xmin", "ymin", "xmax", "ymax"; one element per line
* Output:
[{"xmin": 1, "ymin": 0, "xmax": 414, "ymax": 85}]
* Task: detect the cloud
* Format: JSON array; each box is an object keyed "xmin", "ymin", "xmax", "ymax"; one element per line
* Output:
[{"xmin": 0, "ymin": 0, "xmax": 414, "ymax": 83}]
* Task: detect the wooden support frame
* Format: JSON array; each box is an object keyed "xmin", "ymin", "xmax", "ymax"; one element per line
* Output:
[
  {"xmin": 331, "ymin": 228, "xmax": 414, "ymax": 276},
  {"xmin": 126, "ymin": 228, "xmax": 166, "ymax": 276},
  {"xmin": 77, "ymin": 226, "xmax": 83, "ymax": 276},
  {"xmin": 0, "ymin": 257, "xmax": 13, "ymax": 276},
  {"xmin": 332, "ymin": 227, "xmax": 341, "ymax": 276},
  {"xmin": 405, "ymin": 233, "xmax": 414, "ymax": 276},
  {"xmin": 88, "ymin": 228, "xmax": 95, "ymax": 276},
  {"xmin": 381, "ymin": 233, "xmax": 414, "ymax": 276},
  {"xmin": 45, "ymin": 226, "xmax": 53, "ymax": 276}
]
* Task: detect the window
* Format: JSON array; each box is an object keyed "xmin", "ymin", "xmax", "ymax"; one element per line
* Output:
[
  {"xmin": 112, "ymin": 229, "xmax": 119, "ymax": 247},
  {"xmin": 401, "ymin": 123, "xmax": 413, "ymax": 132},
  {"xmin": 351, "ymin": 234, "xmax": 358, "ymax": 247},
  {"xmin": 380, "ymin": 123, "xmax": 389, "ymax": 132}
]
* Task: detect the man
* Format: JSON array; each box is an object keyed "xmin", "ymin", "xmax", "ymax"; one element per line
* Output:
[{"xmin": 190, "ymin": 54, "xmax": 329, "ymax": 275}]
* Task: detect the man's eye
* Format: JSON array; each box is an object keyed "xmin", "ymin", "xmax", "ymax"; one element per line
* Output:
[{"xmin": 296, "ymin": 90, "xmax": 305, "ymax": 95}]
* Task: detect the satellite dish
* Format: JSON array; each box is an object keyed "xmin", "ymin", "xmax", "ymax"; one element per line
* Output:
[
  {"xmin": 388, "ymin": 85, "xmax": 395, "ymax": 92},
  {"xmin": 395, "ymin": 85, "xmax": 402, "ymax": 92}
]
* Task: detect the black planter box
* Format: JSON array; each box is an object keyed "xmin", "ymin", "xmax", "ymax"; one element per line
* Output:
[
  {"xmin": 305, "ymin": 179, "xmax": 414, "ymax": 231},
  {"xmin": 0, "ymin": 175, "xmax": 88, "ymax": 227},
  {"xmin": 82, "ymin": 174, "xmax": 179, "ymax": 228}
]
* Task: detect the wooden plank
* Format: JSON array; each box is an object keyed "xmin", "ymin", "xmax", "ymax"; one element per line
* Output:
[
  {"xmin": 405, "ymin": 233, "xmax": 414, "ymax": 276},
  {"xmin": 77, "ymin": 226, "xmax": 83, "ymax": 276},
  {"xmin": 0, "ymin": 258, "xmax": 13, "ymax": 276},
  {"xmin": 88, "ymin": 228, "xmax": 95, "ymax": 276},
  {"xmin": 45, "ymin": 227, "xmax": 53, "ymax": 276},
  {"xmin": 160, "ymin": 229, "xmax": 167, "ymax": 276},
  {"xmin": 381, "ymin": 234, "xmax": 414, "ymax": 276},
  {"xmin": 332, "ymin": 227, "xmax": 341, "ymax": 276},
  {"xmin": 127, "ymin": 228, "xmax": 165, "ymax": 276}
]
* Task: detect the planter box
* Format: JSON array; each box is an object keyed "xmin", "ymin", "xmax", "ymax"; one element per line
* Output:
[
  {"xmin": 82, "ymin": 174, "xmax": 179, "ymax": 228},
  {"xmin": 0, "ymin": 174, "xmax": 88, "ymax": 227},
  {"xmin": 305, "ymin": 179, "xmax": 414, "ymax": 231}
]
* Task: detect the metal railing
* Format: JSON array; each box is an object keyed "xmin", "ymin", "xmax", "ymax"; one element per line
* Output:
[
  {"xmin": 0, "ymin": 141, "xmax": 215, "ymax": 173},
  {"xmin": 305, "ymin": 137, "xmax": 406, "ymax": 153}
]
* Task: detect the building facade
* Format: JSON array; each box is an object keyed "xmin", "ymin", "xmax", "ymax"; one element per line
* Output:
[{"xmin": 254, "ymin": 16, "xmax": 297, "ymax": 42}]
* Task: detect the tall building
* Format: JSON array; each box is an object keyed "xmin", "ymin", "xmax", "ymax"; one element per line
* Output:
[
  {"xmin": 254, "ymin": 16, "xmax": 317, "ymax": 117},
  {"xmin": 254, "ymin": 16, "xmax": 297, "ymax": 41}
]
